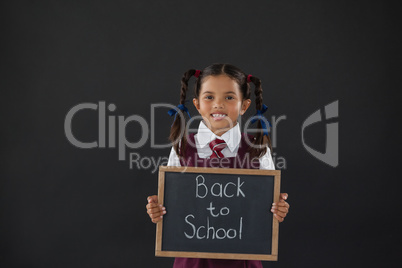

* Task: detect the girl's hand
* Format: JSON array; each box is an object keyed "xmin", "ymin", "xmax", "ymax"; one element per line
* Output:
[
  {"xmin": 146, "ymin": 195, "xmax": 166, "ymax": 223},
  {"xmin": 271, "ymin": 193, "xmax": 290, "ymax": 223}
]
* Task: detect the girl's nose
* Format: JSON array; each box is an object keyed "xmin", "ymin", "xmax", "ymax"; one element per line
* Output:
[{"xmin": 213, "ymin": 99, "xmax": 224, "ymax": 109}]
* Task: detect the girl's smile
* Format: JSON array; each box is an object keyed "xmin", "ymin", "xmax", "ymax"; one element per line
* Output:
[
  {"xmin": 193, "ymin": 75, "xmax": 251, "ymax": 136},
  {"xmin": 211, "ymin": 112, "xmax": 227, "ymax": 120}
]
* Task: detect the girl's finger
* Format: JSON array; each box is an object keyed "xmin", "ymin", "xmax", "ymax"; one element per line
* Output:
[
  {"xmin": 271, "ymin": 206, "xmax": 287, "ymax": 217},
  {"xmin": 151, "ymin": 217, "xmax": 163, "ymax": 223},
  {"xmin": 280, "ymin": 193, "xmax": 288, "ymax": 201},
  {"xmin": 272, "ymin": 202, "xmax": 290, "ymax": 210},
  {"xmin": 149, "ymin": 210, "xmax": 166, "ymax": 219},
  {"xmin": 273, "ymin": 210, "xmax": 287, "ymax": 218},
  {"xmin": 274, "ymin": 206, "xmax": 288, "ymax": 213},
  {"xmin": 147, "ymin": 195, "xmax": 158, "ymax": 203},
  {"xmin": 274, "ymin": 213, "xmax": 284, "ymax": 222},
  {"xmin": 277, "ymin": 200, "xmax": 290, "ymax": 209},
  {"xmin": 147, "ymin": 207, "xmax": 165, "ymax": 214},
  {"xmin": 146, "ymin": 203, "xmax": 160, "ymax": 210}
]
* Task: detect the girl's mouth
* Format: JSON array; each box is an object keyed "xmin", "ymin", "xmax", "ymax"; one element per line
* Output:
[{"xmin": 211, "ymin": 113, "xmax": 227, "ymax": 120}]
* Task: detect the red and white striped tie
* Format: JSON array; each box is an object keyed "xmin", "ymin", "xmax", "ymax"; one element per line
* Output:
[{"xmin": 209, "ymin": 139, "xmax": 227, "ymax": 159}]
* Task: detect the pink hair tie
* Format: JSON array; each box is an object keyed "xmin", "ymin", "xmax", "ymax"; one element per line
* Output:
[
  {"xmin": 247, "ymin": 74, "xmax": 252, "ymax": 83},
  {"xmin": 194, "ymin": 70, "xmax": 201, "ymax": 78}
]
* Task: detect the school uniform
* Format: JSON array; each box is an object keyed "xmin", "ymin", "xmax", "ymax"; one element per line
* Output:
[
  {"xmin": 167, "ymin": 121, "xmax": 275, "ymax": 268},
  {"xmin": 168, "ymin": 121, "xmax": 275, "ymax": 170}
]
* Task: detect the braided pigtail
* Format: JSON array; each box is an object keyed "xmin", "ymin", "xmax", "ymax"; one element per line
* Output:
[
  {"xmin": 169, "ymin": 69, "xmax": 198, "ymax": 157},
  {"xmin": 248, "ymin": 75, "xmax": 273, "ymax": 158}
]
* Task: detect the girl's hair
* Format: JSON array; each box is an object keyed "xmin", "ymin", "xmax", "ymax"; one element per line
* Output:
[{"xmin": 169, "ymin": 63, "xmax": 272, "ymax": 159}]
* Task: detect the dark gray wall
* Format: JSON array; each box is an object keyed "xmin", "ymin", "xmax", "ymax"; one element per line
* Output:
[{"xmin": 1, "ymin": 1, "xmax": 399, "ymax": 267}]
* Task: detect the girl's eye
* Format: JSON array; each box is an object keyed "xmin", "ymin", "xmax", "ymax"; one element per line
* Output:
[
  {"xmin": 205, "ymin": 96, "xmax": 213, "ymax": 100},
  {"xmin": 226, "ymin": 96, "xmax": 234, "ymax": 100}
]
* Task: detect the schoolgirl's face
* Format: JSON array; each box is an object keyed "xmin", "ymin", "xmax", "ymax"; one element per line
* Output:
[{"xmin": 193, "ymin": 75, "xmax": 251, "ymax": 136}]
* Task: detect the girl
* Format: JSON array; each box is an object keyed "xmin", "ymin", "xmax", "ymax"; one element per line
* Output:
[{"xmin": 146, "ymin": 63, "xmax": 290, "ymax": 268}]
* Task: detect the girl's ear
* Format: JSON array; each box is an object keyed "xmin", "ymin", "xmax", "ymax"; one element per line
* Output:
[
  {"xmin": 240, "ymin": 99, "xmax": 252, "ymax": 115},
  {"xmin": 193, "ymin": 98, "xmax": 200, "ymax": 110}
]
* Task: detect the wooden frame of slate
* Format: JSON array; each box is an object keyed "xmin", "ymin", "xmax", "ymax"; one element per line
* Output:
[{"xmin": 155, "ymin": 166, "xmax": 281, "ymax": 261}]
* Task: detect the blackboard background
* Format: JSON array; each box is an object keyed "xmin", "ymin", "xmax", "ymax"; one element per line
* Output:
[
  {"xmin": 1, "ymin": 1, "xmax": 400, "ymax": 267},
  {"xmin": 162, "ymin": 171, "xmax": 274, "ymax": 255}
]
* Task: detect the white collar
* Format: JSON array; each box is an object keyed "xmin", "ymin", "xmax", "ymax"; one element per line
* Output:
[{"xmin": 195, "ymin": 121, "xmax": 241, "ymax": 153}]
